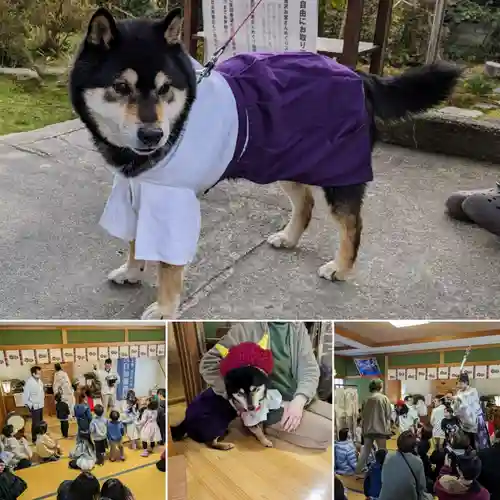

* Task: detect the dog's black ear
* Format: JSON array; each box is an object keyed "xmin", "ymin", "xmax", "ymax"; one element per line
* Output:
[
  {"xmin": 86, "ymin": 7, "xmax": 118, "ymax": 49},
  {"xmin": 161, "ymin": 8, "xmax": 183, "ymax": 45}
]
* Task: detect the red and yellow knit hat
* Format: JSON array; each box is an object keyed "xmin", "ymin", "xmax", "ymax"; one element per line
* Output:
[{"xmin": 216, "ymin": 333, "xmax": 273, "ymax": 377}]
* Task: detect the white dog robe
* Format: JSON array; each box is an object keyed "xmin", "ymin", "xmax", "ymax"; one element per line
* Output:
[{"xmin": 99, "ymin": 58, "xmax": 239, "ymax": 265}]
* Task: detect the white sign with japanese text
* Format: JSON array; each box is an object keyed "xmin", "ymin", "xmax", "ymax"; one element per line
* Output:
[{"xmin": 202, "ymin": 0, "xmax": 318, "ymax": 62}]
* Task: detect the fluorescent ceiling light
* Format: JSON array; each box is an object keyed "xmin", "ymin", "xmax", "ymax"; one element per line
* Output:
[{"xmin": 389, "ymin": 320, "xmax": 430, "ymax": 328}]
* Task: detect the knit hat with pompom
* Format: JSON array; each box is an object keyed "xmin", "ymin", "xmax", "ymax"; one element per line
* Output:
[{"xmin": 219, "ymin": 342, "xmax": 273, "ymax": 377}]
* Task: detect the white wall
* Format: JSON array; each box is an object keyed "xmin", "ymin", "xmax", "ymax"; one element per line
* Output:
[
  {"xmin": 0, "ymin": 358, "xmax": 165, "ymax": 398},
  {"xmin": 402, "ymin": 379, "xmax": 500, "ymax": 398}
]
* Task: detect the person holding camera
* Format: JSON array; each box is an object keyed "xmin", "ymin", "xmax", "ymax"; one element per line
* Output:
[
  {"xmin": 435, "ymin": 451, "xmax": 489, "ymax": 500},
  {"xmin": 94, "ymin": 359, "xmax": 120, "ymax": 414}
]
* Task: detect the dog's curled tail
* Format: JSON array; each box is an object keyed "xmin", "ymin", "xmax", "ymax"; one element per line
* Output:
[
  {"xmin": 170, "ymin": 420, "xmax": 187, "ymax": 441},
  {"xmin": 362, "ymin": 62, "xmax": 463, "ymax": 121}
]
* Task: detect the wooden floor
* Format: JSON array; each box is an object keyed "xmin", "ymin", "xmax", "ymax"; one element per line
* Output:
[
  {"xmin": 169, "ymin": 403, "xmax": 332, "ymax": 500},
  {"xmin": 16, "ymin": 416, "xmax": 165, "ymax": 500}
]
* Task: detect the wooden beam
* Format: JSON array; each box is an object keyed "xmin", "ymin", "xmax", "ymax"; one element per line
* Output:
[
  {"xmin": 334, "ymin": 326, "xmax": 377, "ymax": 348},
  {"xmin": 0, "ymin": 324, "xmax": 164, "ymax": 331},
  {"xmin": 0, "ymin": 341, "xmax": 162, "ymax": 350},
  {"xmin": 376, "ymin": 329, "xmax": 500, "ymax": 348}
]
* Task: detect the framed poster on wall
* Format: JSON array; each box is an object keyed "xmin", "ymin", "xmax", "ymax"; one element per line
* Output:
[
  {"xmin": 63, "ymin": 348, "xmax": 74, "ymax": 362},
  {"xmin": 50, "ymin": 349, "xmax": 63, "ymax": 363},
  {"xmin": 139, "ymin": 345, "xmax": 148, "ymax": 357},
  {"xmin": 157, "ymin": 343, "xmax": 165, "ymax": 357},
  {"xmin": 86, "ymin": 347, "xmax": 98, "ymax": 362},
  {"xmin": 74, "ymin": 348, "xmax": 87, "ymax": 362},
  {"xmin": 488, "ymin": 365, "xmax": 500, "ymax": 378},
  {"xmin": 21, "ymin": 350, "xmax": 36, "ymax": 365},
  {"xmin": 119, "ymin": 346, "xmax": 129, "ymax": 358},
  {"xmin": 129, "ymin": 345, "xmax": 139, "ymax": 358},
  {"xmin": 427, "ymin": 367, "xmax": 438, "ymax": 380},
  {"xmin": 5, "ymin": 350, "xmax": 21, "ymax": 367},
  {"xmin": 36, "ymin": 349, "xmax": 49, "ymax": 364},
  {"xmin": 417, "ymin": 368, "xmax": 427, "ymax": 380},
  {"xmin": 109, "ymin": 346, "xmax": 119, "ymax": 360},
  {"xmin": 450, "ymin": 366, "xmax": 461, "ymax": 379},
  {"xmin": 397, "ymin": 368, "xmax": 406, "ymax": 380},
  {"xmin": 406, "ymin": 368, "xmax": 417, "ymax": 381},
  {"xmin": 388, "ymin": 369, "xmax": 397, "ymax": 381},
  {"xmin": 463, "ymin": 366, "xmax": 474, "ymax": 378},
  {"xmin": 474, "ymin": 366, "xmax": 487, "ymax": 379},
  {"xmin": 438, "ymin": 367, "xmax": 449, "ymax": 379},
  {"xmin": 0, "ymin": 351, "xmax": 6, "ymax": 367}
]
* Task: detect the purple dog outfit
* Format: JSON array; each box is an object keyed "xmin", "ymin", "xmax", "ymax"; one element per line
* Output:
[{"xmin": 99, "ymin": 52, "xmax": 373, "ymax": 266}]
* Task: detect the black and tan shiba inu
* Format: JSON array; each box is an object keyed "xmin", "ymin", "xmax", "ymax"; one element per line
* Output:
[{"xmin": 70, "ymin": 7, "xmax": 461, "ymax": 319}]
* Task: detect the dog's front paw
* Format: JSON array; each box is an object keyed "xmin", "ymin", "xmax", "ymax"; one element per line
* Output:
[
  {"xmin": 108, "ymin": 263, "xmax": 145, "ymax": 285},
  {"xmin": 317, "ymin": 261, "xmax": 349, "ymax": 281},
  {"xmin": 267, "ymin": 231, "xmax": 298, "ymax": 249},
  {"xmin": 140, "ymin": 302, "xmax": 177, "ymax": 320},
  {"xmin": 261, "ymin": 437, "xmax": 273, "ymax": 448}
]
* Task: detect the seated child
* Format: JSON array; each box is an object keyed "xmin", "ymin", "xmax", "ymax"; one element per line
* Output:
[
  {"xmin": 100, "ymin": 478, "xmax": 134, "ymax": 500},
  {"xmin": 123, "ymin": 391, "xmax": 140, "ymax": 450},
  {"xmin": 69, "ymin": 434, "xmax": 96, "ymax": 471},
  {"xmin": 334, "ymin": 428, "xmax": 357, "ymax": 476},
  {"xmin": 434, "ymin": 452, "xmax": 489, "ymax": 500},
  {"xmin": 1, "ymin": 425, "xmax": 32, "ymax": 470},
  {"xmin": 55, "ymin": 393, "xmax": 70, "ymax": 438},
  {"xmin": 364, "ymin": 449, "xmax": 387, "ymax": 500},
  {"xmin": 107, "ymin": 411, "xmax": 125, "ymax": 462},
  {"xmin": 90, "ymin": 404, "xmax": 108, "ymax": 465},
  {"xmin": 139, "ymin": 399, "xmax": 162, "ymax": 457},
  {"xmin": 35, "ymin": 421, "xmax": 61, "ymax": 462},
  {"xmin": 0, "ymin": 459, "xmax": 27, "ymax": 500}
]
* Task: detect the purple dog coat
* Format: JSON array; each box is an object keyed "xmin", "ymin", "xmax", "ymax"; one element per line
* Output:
[
  {"xmin": 181, "ymin": 388, "xmax": 237, "ymax": 443},
  {"xmin": 217, "ymin": 52, "xmax": 373, "ymax": 187}
]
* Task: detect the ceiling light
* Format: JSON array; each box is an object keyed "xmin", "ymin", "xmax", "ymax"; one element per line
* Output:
[{"xmin": 389, "ymin": 321, "xmax": 430, "ymax": 328}]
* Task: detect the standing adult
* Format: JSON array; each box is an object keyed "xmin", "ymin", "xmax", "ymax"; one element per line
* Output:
[
  {"xmin": 94, "ymin": 359, "xmax": 120, "ymax": 414},
  {"xmin": 454, "ymin": 372, "xmax": 490, "ymax": 450},
  {"xmin": 22, "ymin": 366, "xmax": 45, "ymax": 444},
  {"xmin": 53, "ymin": 363, "xmax": 75, "ymax": 417},
  {"xmin": 355, "ymin": 378, "xmax": 392, "ymax": 474}
]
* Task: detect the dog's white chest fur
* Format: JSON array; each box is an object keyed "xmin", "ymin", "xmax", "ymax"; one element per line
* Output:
[{"xmin": 99, "ymin": 65, "xmax": 239, "ymax": 265}]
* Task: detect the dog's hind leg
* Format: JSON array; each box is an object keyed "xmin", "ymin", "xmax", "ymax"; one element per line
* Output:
[
  {"xmin": 318, "ymin": 184, "xmax": 366, "ymax": 281},
  {"xmin": 248, "ymin": 424, "xmax": 273, "ymax": 448},
  {"xmin": 108, "ymin": 240, "xmax": 146, "ymax": 285},
  {"xmin": 141, "ymin": 262, "xmax": 184, "ymax": 319},
  {"xmin": 267, "ymin": 181, "xmax": 314, "ymax": 248},
  {"xmin": 209, "ymin": 436, "xmax": 235, "ymax": 450}
]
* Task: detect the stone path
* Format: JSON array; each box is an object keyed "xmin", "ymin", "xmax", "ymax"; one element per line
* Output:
[{"xmin": 0, "ymin": 120, "xmax": 499, "ymax": 319}]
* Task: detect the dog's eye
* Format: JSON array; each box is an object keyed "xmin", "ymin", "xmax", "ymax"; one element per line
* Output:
[
  {"xmin": 157, "ymin": 83, "xmax": 170, "ymax": 96},
  {"xmin": 112, "ymin": 81, "xmax": 131, "ymax": 95}
]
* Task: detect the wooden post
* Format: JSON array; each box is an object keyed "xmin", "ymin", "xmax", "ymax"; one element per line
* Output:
[
  {"xmin": 370, "ymin": 0, "xmax": 393, "ymax": 75},
  {"xmin": 183, "ymin": 0, "xmax": 200, "ymax": 58},
  {"xmin": 426, "ymin": 0, "xmax": 447, "ymax": 64},
  {"xmin": 339, "ymin": 0, "xmax": 364, "ymax": 68}
]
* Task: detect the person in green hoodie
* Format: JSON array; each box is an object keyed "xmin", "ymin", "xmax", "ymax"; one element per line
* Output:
[{"xmin": 198, "ymin": 322, "xmax": 332, "ymax": 449}]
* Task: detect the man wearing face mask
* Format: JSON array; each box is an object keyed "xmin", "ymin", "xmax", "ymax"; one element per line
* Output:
[
  {"xmin": 22, "ymin": 366, "xmax": 45, "ymax": 443},
  {"xmin": 94, "ymin": 359, "xmax": 120, "ymax": 414}
]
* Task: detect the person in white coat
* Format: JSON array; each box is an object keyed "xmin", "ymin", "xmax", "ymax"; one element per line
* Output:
[
  {"xmin": 53, "ymin": 363, "xmax": 75, "ymax": 417},
  {"xmin": 22, "ymin": 366, "xmax": 45, "ymax": 443},
  {"xmin": 94, "ymin": 359, "xmax": 120, "ymax": 414},
  {"xmin": 430, "ymin": 394, "xmax": 446, "ymax": 450}
]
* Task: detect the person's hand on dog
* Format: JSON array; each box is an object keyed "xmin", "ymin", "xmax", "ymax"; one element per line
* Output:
[{"xmin": 280, "ymin": 394, "xmax": 307, "ymax": 432}]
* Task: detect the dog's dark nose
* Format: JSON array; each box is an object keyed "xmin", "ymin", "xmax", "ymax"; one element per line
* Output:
[
  {"xmin": 248, "ymin": 405, "xmax": 255, "ymax": 411},
  {"xmin": 137, "ymin": 127, "xmax": 164, "ymax": 147}
]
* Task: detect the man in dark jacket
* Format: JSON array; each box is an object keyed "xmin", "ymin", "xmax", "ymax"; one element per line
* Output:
[{"xmin": 157, "ymin": 389, "xmax": 166, "ymax": 445}]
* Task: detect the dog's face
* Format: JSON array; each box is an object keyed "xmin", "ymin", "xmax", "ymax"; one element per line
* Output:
[
  {"xmin": 224, "ymin": 366, "xmax": 270, "ymax": 412},
  {"xmin": 70, "ymin": 7, "xmax": 196, "ymax": 157}
]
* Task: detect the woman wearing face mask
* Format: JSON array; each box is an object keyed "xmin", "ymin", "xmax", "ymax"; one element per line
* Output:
[{"xmin": 453, "ymin": 373, "xmax": 490, "ymax": 450}]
